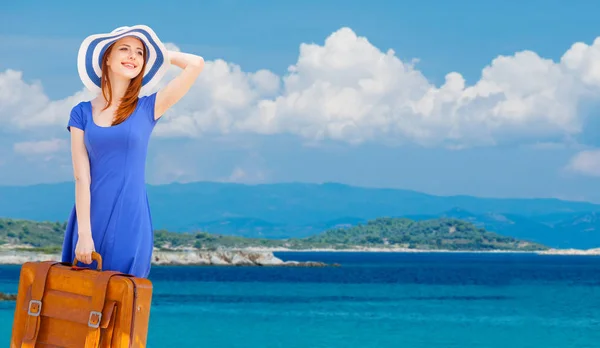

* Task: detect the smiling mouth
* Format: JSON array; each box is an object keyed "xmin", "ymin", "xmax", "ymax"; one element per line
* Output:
[{"xmin": 122, "ymin": 62, "xmax": 137, "ymax": 69}]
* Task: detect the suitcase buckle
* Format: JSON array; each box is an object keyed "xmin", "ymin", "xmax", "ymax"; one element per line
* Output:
[
  {"xmin": 88, "ymin": 311, "xmax": 102, "ymax": 328},
  {"xmin": 28, "ymin": 300, "xmax": 42, "ymax": 316}
]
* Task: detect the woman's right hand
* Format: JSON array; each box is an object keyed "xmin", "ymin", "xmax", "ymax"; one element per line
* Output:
[{"xmin": 75, "ymin": 233, "xmax": 95, "ymax": 264}]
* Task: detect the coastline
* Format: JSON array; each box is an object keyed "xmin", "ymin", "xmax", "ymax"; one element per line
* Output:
[
  {"xmin": 244, "ymin": 247, "xmax": 535, "ymax": 253},
  {"xmin": 0, "ymin": 244, "xmax": 598, "ymax": 266},
  {"xmin": 242, "ymin": 246, "xmax": 600, "ymax": 255},
  {"xmin": 0, "ymin": 247, "xmax": 334, "ymax": 267}
]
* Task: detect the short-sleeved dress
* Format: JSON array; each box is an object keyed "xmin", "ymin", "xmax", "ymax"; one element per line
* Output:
[{"xmin": 61, "ymin": 92, "xmax": 158, "ymax": 278}]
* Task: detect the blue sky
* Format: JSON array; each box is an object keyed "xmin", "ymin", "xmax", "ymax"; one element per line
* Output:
[{"xmin": 2, "ymin": 0, "xmax": 600, "ymax": 202}]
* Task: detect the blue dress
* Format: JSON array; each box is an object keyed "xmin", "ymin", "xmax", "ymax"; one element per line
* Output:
[{"xmin": 61, "ymin": 92, "xmax": 158, "ymax": 278}]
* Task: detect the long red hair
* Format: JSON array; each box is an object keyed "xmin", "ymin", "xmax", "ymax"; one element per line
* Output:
[{"xmin": 100, "ymin": 40, "xmax": 148, "ymax": 126}]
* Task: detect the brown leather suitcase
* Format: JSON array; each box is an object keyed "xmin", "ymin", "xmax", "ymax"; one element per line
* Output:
[{"xmin": 10, "ymin": 252, "xmax": 153, "ymax": 347}]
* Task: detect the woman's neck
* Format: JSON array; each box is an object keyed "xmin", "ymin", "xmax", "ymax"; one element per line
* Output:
[{"xmin": 104, "ymin": 73, "xmax": 130, "ymax": 106}]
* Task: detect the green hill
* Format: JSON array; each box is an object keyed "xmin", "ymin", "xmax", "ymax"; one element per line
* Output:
[
  {"xmin": 0, "ymin": 216, "xmax": 548, "ymax": 253},
  {"xmin": 303, "ymin": 217, "xmax": 548, "ymax": 251}
]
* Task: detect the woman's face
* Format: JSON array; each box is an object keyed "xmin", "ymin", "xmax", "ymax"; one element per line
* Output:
[{"xmin": 106, "ymin": 36, "xmax": 145, "ymax": 80}]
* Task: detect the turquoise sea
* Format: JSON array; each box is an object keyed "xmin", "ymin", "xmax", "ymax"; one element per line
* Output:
[{"xmin": 0, "ymin": 252, "xmax": 599, "ymax": 347}]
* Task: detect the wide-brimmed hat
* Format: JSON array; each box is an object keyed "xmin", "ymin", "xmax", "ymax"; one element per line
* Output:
[{"xmin": 77, "ymin": 24, "xmax": 170, "ymax": 94}]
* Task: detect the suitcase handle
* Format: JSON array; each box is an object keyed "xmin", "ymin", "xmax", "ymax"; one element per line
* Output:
[{"xmin": 72, "ymin": 251, "xmax": 103, "ymax": 271}]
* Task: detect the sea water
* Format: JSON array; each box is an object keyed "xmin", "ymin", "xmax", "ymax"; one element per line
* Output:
[{"xmin": 0, "ymin": 252, "xmax": 599, "ymax": 347}]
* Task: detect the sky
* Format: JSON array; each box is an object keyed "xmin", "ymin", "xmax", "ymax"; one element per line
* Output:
[{"xmin": 2, "ymin": 0, "xmax": 600, "ymax": 202}]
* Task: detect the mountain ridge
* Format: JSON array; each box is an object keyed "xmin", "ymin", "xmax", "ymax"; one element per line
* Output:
[{"xmin": 1, "ymin": 181, "xmax": 599, "ymax": 249}]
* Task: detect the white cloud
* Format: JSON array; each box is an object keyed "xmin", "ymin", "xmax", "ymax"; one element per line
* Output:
[
  {"xmin": 4, "ymin": 27, "xmax": 600, "ymax": 148},
  {"xmin": 13, "ymin": 138, "xmax": 67, "ymax": 155},
  {"xmin": 566, "ymin": 149, "xmax": 600, "ymax": 177},
  {"xmin": 149, "ymin": 44, "xmax": 281, "ymax": 138},
  {"xmin": 241, "ymin": 29, "xmax": 596, "ymax": 147},
  {"xmin": 0, "ymin": 69, "xmax": 92, "ymax": 131},
  {"xmin": 221, "ymin": 166, "xmax": 267, "ymax": 184},
  {"xmin": 0, "ymin": 70, "xmax": 48, "ymax": 128}
]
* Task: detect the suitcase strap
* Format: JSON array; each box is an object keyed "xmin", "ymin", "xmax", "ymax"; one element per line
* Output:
[
  {"xmin": 21, "ymin": 261, "xmax": 60, "ymax": 348},
  {"xmin": 84, "ymin": 270, "xmax": 124, "ymax": 348}
]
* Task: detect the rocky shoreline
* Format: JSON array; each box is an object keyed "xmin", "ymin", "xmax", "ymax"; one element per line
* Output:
[
  {"xmin": 0, "ymin": 245, "xmax": 598, "ymax": 267},
  {"xmin": 535, "ymin": 248, "xmax": 600, "ymax": 255},
  {"xmin": 150, "ymin": 249, "xmax": 336, "ymax": 267},
  {"xmin": 238, "ymin": 246, "xmax": 600, "ymax": 255},
  {"xmin": 0, "ymin": 248, "xmax": 335, "ymax": 267},
  {"xmin": 0, "ymin": 292, "xmax": 16, "ymax": 301}
]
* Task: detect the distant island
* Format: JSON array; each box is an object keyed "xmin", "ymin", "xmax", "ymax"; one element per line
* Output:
[
  {"xmin": 0, "ymin": 216, "xmax": 547, "ymax": 252},
  {"xmin": 0, "ymin": 216, "xmax": 598, "ymax": 266}
]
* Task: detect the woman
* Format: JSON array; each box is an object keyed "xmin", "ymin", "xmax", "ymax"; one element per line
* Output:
[{"xmin": 61, "ymin": 25, "xmax": 204, "ymax": 278}]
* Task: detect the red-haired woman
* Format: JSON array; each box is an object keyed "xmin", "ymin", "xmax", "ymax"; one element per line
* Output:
[{"xmin": 61, "ymin": 25, "xmax": 204, "ymax": 278}]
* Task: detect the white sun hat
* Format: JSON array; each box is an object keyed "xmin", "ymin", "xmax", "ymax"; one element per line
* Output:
[{"xmin": 77, "ymin": 24, "xmax": 170, "ymax": 95}]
